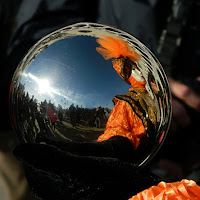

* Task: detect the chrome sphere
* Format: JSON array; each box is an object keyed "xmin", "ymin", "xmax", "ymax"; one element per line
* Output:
[{"xmin": 9, "ymin": 22, "xmax": 172, "ymax": 166}]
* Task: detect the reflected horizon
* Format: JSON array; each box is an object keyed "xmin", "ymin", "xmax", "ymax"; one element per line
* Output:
[{"xmin": 20, "ymin": 36, "xmax": 130, "ymax": 110}]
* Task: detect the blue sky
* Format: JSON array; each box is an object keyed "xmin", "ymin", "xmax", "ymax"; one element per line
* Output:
[{"xmin": 21, "ymin": 35, "xmax": 130, "ymax": 109}]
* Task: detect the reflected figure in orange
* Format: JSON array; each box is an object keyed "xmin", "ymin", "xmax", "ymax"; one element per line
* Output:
[
  {"xmin": 47, "ymin": 105, "xmax": 57, "ymax": 131},
  {"xmin": 96, "ymin": 36, "xmax": 157, "ymax": 149}
]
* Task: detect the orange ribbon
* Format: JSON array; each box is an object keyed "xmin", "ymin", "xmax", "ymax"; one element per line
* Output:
[{"xmin": 129, "ymin": 179, "xmax": 200, "ymax": 200}]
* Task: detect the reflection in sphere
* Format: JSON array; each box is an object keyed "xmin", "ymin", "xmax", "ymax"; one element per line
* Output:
[{"xmin": 9, "ymin": 22, "xmax": 172, "ymax": 166}]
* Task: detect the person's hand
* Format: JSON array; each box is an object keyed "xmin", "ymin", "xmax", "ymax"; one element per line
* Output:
[
  {"xmin": 168, "ymin": 77, "xmax": 200, "ymax": 132},
  {"xmin": 12, "ymin": 136, "xmax": 161, "ymax": 200}
]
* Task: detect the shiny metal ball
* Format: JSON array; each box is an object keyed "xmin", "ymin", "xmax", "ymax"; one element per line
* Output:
[{"xmin": 9, "ymin": 22, "xmax": 172, "ymax": 166}]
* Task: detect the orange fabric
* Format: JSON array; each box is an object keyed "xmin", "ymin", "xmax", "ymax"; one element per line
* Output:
[
  {"xmin": 96, "ymin": 36, "xmax": 146, "ymax": 149},
  {"xmin": 97, "ymin": 100, "xmax": 145, "ymax": 149},
  {"xmin": 129, "ymin": 179, "xmax": 200, "ymax": 200},
  {"xmin": 96, "ymin": 36, "xmax": 141, "ymax": 62},
  {"xmin": 113, "ymin": 61, "xmax": 146, "ymax": 88}
]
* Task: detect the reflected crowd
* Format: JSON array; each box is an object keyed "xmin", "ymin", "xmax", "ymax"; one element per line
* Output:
[{"xmin": 15, "ymin": 83, "xmax": 111, "ymax": 143}]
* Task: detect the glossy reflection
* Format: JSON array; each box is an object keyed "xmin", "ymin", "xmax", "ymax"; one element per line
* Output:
[{"xmin": 10, "ymin": 22, "xmax": 172, "ymax": 166}]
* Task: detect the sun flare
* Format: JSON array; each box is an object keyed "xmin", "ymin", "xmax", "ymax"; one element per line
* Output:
[{"xmin": 38, "ymin": 79, "xmax": 51, "ymax": 94}]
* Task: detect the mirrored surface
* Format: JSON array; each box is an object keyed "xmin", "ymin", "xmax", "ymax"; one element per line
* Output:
[{"xmin": 10, "ymin": 22, "xmax": 172, "ymax": 166}]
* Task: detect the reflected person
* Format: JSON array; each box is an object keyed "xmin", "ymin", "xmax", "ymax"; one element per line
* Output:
[
  {"xmin": 47, "ymin": 104, "xmax": 57, "ymax": 131},
  {"xmin": 69, "ymin": 103, "xmax": 77, "ymax": 127},
  {"xmin": 96, "ymin": 36, "xmax": 157, "ymax": 150},
  {"xmin": 94, "ymin": 106, "xmax": 105, "ymax": 128}
]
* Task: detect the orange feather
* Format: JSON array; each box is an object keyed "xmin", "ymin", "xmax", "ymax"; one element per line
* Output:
[{"xmin": 96, "ymin": 36, "xmax": 141, "ymax": 62}]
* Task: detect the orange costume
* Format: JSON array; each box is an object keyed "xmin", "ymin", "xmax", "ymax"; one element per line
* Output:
[
  {"xmin": 129, "ymin": 179, "xmax": 200, "ymax": 200},
  {"xmin": 96, "ymin": 36, "xmax": 156, "ymax": 149}
]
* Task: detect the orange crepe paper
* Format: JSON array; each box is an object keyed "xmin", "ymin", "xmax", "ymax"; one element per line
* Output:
[
  {"xmin": 96, "ymin": 36, "xmax": 141, "ymax": 62},
  {"xmin": 97, "ymin": 100, "xmax": 145, "ymax": 150},
  {"xmin": 129, "ymin": 179, "xmax": 200, "ymax": 200}
]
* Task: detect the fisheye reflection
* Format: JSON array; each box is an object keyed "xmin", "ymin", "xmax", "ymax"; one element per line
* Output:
[
  {"xmin": 10, "ymin": 22, "xmax": 172, "ymax": 166},
  {"xmin": 16, "ymin": 36, "xmax": 160, "ymax": 149}
]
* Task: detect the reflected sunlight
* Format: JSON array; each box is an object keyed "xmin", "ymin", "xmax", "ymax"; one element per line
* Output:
[
  {"xmin": 22, "ymin": 72, "xmax": 78, "ymax": 106},
  {"xmin": 24, "ymin": 73, "xmax": 53, "ymax": 96},
  {"xmin": 38, "ymin": 79, "xmax": 51, "ymax": 94}
]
